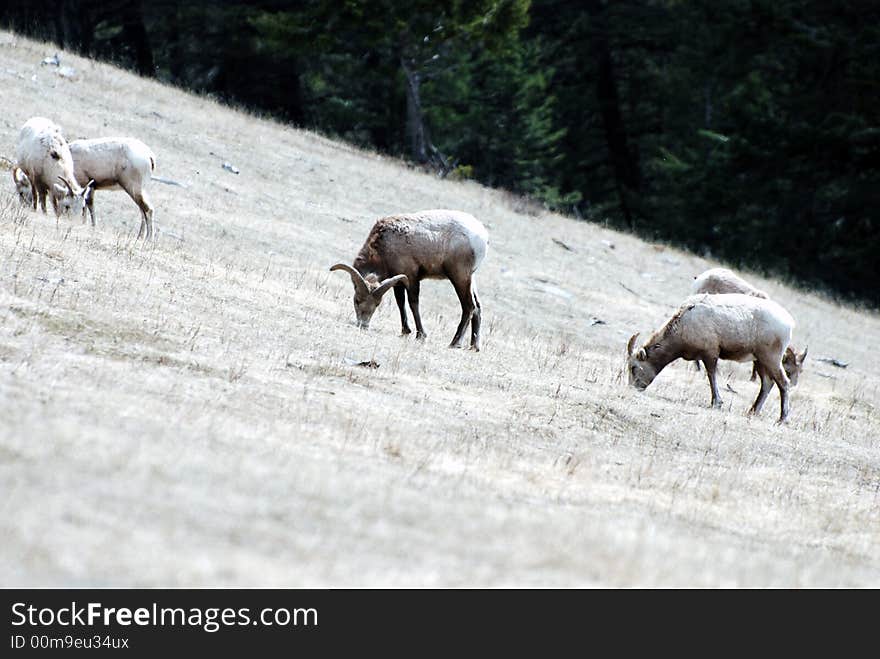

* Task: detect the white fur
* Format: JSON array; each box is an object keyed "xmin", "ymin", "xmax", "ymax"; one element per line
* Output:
[
  {"xmin": 692, "ymin": 268, "xmax": 768, "ymax": 298},
  {"xmin": 679, "ymin": 294, "xmax": 794, "ymax": 361},
  {"xmin": 416, "ymin": 209, "xmax": 488, "ymax": 272},
  {"xmin": 451, "ymin": 210, "xmax": 489, "ymax": 272},
  {"xmin": 69, "ymin": 137, "xmax": 156, "ymax": 239},
  {"xmin": 15, "ymin": 117, "xmax": 90, "ymax": 216}
]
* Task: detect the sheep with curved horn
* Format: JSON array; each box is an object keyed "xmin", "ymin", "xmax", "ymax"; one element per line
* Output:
[
  {"xmin": 626, "ymin": 293, "xmax": 796, "ymax": 422},
  {"xmin": 331, "ymin": 210, "xmax": 489, "ymax": 350},
  {"xmin": 15, "ymin": 117, "xmax": 93, "ymax": 218}
]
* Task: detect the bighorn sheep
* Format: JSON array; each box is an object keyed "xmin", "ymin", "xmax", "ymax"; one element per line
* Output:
[
  {"xmin": 12, "ymin": 166, "xmax": 33, "ymax": 206},
  {"xmin": 330, "ymin": 210, "xmax": 488, "ymax": 350},
  {"xmin": 69, "ymin": 137, "xmax": 157, "ymax": 239},
  {"xmin": 15, "ymin": 117, "xmax": 93, "ymax": 217},
  {"xmin": 626, "ymin": 293, "xmax": 795, "ymax": 422},
  {"xmin": 692, "ymin": 267, "xmax": 807, "ymax": 383}
]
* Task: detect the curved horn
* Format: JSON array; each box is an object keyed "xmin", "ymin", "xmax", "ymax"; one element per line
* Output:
[
  {"xmin": 372, "ymin": 274, "xmax": 408, "ymax": 299},
  {"xmin": 57, "ymin": 176, "xmax": 74, "ymax": 195},
  {"xmin": 798, "ymin": 346, "xmax": 808, "ymax": 363},
  {"xmin": 330, "ymin": 263, "xmax": 369, "ymax": 297},
  {"xmin": 626, "ymin": 333, "xmax": 640, "ymax": 356}
]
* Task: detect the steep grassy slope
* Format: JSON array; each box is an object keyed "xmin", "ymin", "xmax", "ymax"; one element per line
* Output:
[{"xmin": 0, "ymin": 32, "xmax": 878, "ymax": 586}]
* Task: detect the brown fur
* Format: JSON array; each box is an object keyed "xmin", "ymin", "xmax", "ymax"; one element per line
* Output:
[
  {"xmin": 333, "ymin": 211, "xmax": 487, "ymax": 350},
  {"xmin": 692, "ymin": 269, "xmax": 807, "ymax": 384},
  {"xmin": 627, "ymin": 295, "xmax": 794, "ymax": 422}
]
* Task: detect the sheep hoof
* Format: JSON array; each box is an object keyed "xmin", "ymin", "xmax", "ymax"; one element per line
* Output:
[
  {"xmin": 448, "ymin": 342, "xmax": 463, "ymax": 349},
  {"xmin": 416, "ymin": 332, "xmax": 427, "ymax": 341},
  {"xmin": 400, "ymin": 328, "xmax": 412, "ymax": 336},
  {"xmin": 711, "ymin": 400, "xmax": 724, "ymax": 409}
]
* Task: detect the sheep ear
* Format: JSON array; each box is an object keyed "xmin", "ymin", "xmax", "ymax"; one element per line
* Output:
[
  {"xmin": 797, "ymin": 347, "xmax": 808, "ymax": 364},
  {"xmin": 372, "ymin": 274, "xmax": 408, "ymax": 299},
  {"xmin": 12, "ymin": 167, "xmax": 25, "ymax": 184},
  {"xmin": 330, "ymin": 263, "xmax": 369, "ymax": 297},
  {"xmin": 626, "ymin": 333, "xmax": 640, "ymax": 356},
  {"xmin": 83, "ymin": 179, "xmax": 95, "ymax": 200},
  {"xmin": 637, "ymin": 348, "xmax": 647, "ymax": 361}
]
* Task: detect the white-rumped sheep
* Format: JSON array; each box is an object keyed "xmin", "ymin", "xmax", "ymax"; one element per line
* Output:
[
  {"xmin": 626, "ymin": 293, "xmax": 795, "ymax": 422},
  {"xmin": 331, "ymin": 209, "xmax": 489, "ymax": 350},
  {"xmin": 15, "ymin": 117, "xmax": 93, "ymax": 217},
  {"xmin": 69, "ymin": 137, "xmax": 156, "ymax": 239},
  {"xmin": 692, "ymin": 267, "xmax": 807, "ymax": 383}
]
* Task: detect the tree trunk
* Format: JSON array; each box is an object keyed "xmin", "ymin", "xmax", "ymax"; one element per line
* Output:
[
  {"xmin": 401, "ymin": 57, "xmax": 429, "ymax": 163},
  {"xmin": 587, "ymin": 2, "xmax": 641, "ymax": 228},
  {"xmin": 122, "ymin": 0, "xmax": 155, "ymax": 77}
]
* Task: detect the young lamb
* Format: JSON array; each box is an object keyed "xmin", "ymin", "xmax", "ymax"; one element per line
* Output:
[
  {"xmin": 68, "ymin": 137, "xmax": 157, "ymax": 239},
  {"xmin": 626, "ymin": 293, "xmax": 796, "ymax": 422},
  {"xmin": 692, "ymin": 267, "xmax": 808, "ymax": 383},
  {"xmin": 330, "ymin": 209, "xmax": 489, "ymax": 350},
  {"xmin": 15, "ymin": 117, "xmax": 94, "ymax": 217}
]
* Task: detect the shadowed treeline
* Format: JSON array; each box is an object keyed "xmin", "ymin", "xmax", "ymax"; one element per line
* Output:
[{"xmin": 2, "ymin": 0, "xmax": 879, "ymax": 302}]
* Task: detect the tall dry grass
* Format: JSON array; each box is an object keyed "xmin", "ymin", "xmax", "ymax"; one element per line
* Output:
[{"xmin": 0, "ymin": 31, "xmax": 877, "ymax": 586}]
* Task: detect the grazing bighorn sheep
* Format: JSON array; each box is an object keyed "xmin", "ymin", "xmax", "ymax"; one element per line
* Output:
[
  {"xmin": 626, "ymin": 293, "xmax": 795, "ymax": 422},
  {"xmin": 12, "ymin": 167, "xmax": 33, "ymax": 206},
  {"xmin": 331, "ymin": 210, "xmax": 488, "ymax": 350},
  {"xmin": 15, "ymin": 117, "xmax": 93, "ymax": 217},
  {"xmin": 69, "ymin": 137, "xmax": 157, "ymax": 239},
  {"xmin": 692, "ymin": 267, "xmax": 808, "ymax": 383}
]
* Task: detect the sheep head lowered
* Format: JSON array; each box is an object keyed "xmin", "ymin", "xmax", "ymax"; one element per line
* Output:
[
  {"xmin": 626, "ymin": 332, "xmax": 655, "ymax": 391},
  {"xmin": 68, "ymin": 137, "xmax": 157, "ymax": 238},
  {"xmin": 329, "ymin": 263, "xmax": 408, "ymax": 329},
  {"xmin": 15, "ymin": 117, "xmax": 93, "ymax": 218},
  {"xmin": 53, "ymin": 176, "xmax": 94, "ymax": 217},
  {"xmin": 626, "ymin": 294, "xmax": 796, "ymax": 422},
  {"xmin": 12, "ymin": 167, "xmax": 33, "ymax": 206},
  {"xmin": 331, "ymin": 210, "xmax": 488, "ymax": 350}
]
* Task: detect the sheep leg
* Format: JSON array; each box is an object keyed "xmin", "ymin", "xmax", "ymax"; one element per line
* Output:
[
  {"xmin": 394, "ymin": 283, "xmax": 411, "ymax": 335},
  {"xmin": 36, "ymin": 182, "xmax": 48, "ymax": 214},
  {"xmin": 408, "ymin": 280, "xmax": 427, "ymax": 340},
  {"xmin": 767, "ymin": 362, "xmax": 791, "ymax": 423},
  {"xmin": 85, "ymin": 193, "xmax": 96, "ymax": 227},
  {"xmin": 749, "ymin": 366, "xmax": 773, "ymax": 415},
  {"xmin": 750, "ymin": 362, "xmax": 758, "ymax": 382},
  {"xmin": 136, "ymin": 206, "xmax": 153, "ymax": 240},
  {"xmin": 126, "ymin": 186, "xmax": 153, "ymax": 239},
  {"xmin": 29, "ymin": 179, "xmax": 38, "ymax": 211},
  {"xmin": 469, "ymin": 288, "xmax": 482, "ymax": 351},
  {"xmin": 449, "ymin": 277, "xmax": 475, "ymax": 349},
  {"xmin": 703, "ymin": 357, "xmax": 723, "ymax": 408}
]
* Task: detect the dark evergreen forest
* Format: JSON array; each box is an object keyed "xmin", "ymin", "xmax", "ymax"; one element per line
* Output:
[{"xmin": 3, "ymin": 1, "xmax": 878, "ymax": 302}]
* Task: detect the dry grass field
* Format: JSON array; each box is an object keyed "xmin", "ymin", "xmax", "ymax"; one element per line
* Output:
[{"xmin": 0, "ymin": 32, "xmax": 878, "ymax": 587}]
